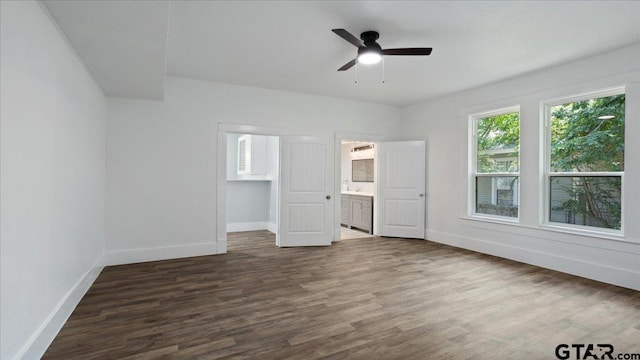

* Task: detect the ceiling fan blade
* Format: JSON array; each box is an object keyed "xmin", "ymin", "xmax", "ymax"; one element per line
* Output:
[
  {"xmin": 332, "ymin": 29, "xmax": 364, "ymax": 48},
  {"xmin": 382, "ymin": 48, "xmax": 432, "ymax": 56},
  {"xmin": 338, "ymin": 58, "xmax": 357, "ymax": 71}
]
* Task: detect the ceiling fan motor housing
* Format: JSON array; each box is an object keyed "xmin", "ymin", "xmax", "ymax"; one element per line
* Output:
[
  {"xmin": 359, "ymin": 31, "xmax": 382, "ymax": 56},
  {"xmin": 361, "ymin": 31, "xmax": 381, "ymax": 47},
  {"xmin": 360, "ymin": 31, "xmax": 379, "ymax": 42}
]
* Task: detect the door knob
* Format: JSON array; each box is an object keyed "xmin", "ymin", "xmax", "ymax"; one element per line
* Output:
[
  {"xmin": 326, "ymin": 195, "xmax": 331, "ymax": 200},
  {"xmin": 419, "ymin": 193, "xmax": 424, "ymax": 197}
]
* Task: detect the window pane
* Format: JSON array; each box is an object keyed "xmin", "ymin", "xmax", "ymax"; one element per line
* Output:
[
  {"xmin": 549, "ymin": 176, "xmax": 621, "ymax": 230},
  {"xmin": 476, "ymin": 112, "xmax": 520, "ymax": 173},
  {"xmin": 476, "ymin": 176, "xmax": 519, "ymax": 218},
  {"xmin": 550, "ymin": 94, "xmax": 625, "ymax": 172}
]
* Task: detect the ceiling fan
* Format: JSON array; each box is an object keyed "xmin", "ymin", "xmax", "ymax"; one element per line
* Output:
[{"xmin": 332, "ymin": 29, "xmax": 432, "ymax": 71}]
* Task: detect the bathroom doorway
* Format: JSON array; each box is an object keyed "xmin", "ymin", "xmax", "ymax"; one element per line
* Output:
[
  {"xmin": 334, "ymin": 135, "xmax": 427, "ymax": 242},
  {"xmin": 339, "ymin": 140, "xmax": 377, "ymax": 240}
]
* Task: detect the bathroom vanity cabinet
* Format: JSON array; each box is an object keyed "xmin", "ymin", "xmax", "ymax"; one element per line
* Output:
[{"xmin": 341, "ymin": 193, "xmax": 373, "ymax": 234}]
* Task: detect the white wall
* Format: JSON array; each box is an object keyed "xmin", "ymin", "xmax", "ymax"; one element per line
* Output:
[
  {"xmin": 341, "ymin": 143, "xmax": 375, "ymax": 194},
  {"xmin": 106, "ymin": 77, "xmax": 401, "ymax": 264},
  {"xmin": 226, "ymin": 181, "xmax": 271, "ymax": 230},
  {"xmin": 401, "ymin": 45, "xmax": 640, "ymax": 290},
  {"xmin": 0, "ymin": 1, "xmax": 106, "ymax": 359}
]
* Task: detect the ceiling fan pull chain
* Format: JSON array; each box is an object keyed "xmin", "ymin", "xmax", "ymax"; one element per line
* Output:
[
  {"xmin": 382, "ymin": 57, "xmax": 385, "ymax": 84},
  {"xmin": 354, "ymin": 61, "xmax": 358, "ymax": 84}
]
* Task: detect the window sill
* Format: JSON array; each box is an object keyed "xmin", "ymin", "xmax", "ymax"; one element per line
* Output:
[
  {"xmin": 227, "ymin": 178, "xmax": 272, "ymax": 182},
  {"xmin": 459, "ymin": 216, "xmax": 631, "ymax": 243},
  {"xmin": 461, "ymin": 215, "xmax": 520, "ymax": 227},
  {"xmin": 539, "ymin": 223, "xmax": 626, "ymax": 242}
]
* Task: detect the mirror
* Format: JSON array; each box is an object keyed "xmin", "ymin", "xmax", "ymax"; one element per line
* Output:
[{"xmin": 352, "ymin": 159, "xmax": 374, "ymax": 182}]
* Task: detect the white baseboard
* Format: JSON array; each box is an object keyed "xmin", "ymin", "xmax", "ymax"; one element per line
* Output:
[
  {"xmin": 103, "ymin": 242, "xmax": 218, "ymax": 266},
  {"xmin": 427, "ymin": 229, "xmax": 640, "ymax": 291},
  {"xmin": 17, "ymin": 257, "xmax": 104, "ymax": 360},
  {"xmin": 227, "ymin": 221, "xmax": 269, "ymax": 232},
  {"xmin": 267, "ymin": 222, "xmax": 277, "ymax": 234}
]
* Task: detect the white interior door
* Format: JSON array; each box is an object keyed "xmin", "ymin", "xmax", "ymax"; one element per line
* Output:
[
  {"xmin": 279, "ymin": 135, "xmax": 333, "ymax": 247},
  {"xmin": 377, "ymin": 141, "xmax": 426, "ymax": 239}
]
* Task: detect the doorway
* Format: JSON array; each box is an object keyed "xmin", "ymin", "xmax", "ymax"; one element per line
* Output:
[
  {"xmin": 217, "ymin": 124, "xmax": 334, "ymax": 253},
  {"xmin": 225, "ymin": 132, "xmax": 279, "ymax": 251},
  {"xmin": 340, "ymin": 140, "xmax": 377, "ymax": 240},
  {"xmin": 333, "ymin": 134, "xmax": 428, "ymax": 242}
]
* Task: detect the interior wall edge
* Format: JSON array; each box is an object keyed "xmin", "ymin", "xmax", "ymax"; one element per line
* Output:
[
  {"xmin": 426, "ymin": 229, "xmax": 640, "ymax": 291},
  {"xmin": 1, "ymin": 1, "xmax": 108, "ymax": 358},
  {"xmin": 217, "ymin": 238, "xmax": 227, "ymax": 255},
  {"xmin": 16, "ymin": 259, "xmax": 104, "ymax": 360},
  {"xmin": 35, "ymin": 0, "xmax": 106, "ymax": 98}
]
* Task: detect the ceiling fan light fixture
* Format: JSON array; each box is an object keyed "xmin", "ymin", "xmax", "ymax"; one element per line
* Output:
[
  {"xmin": 358, "ymin": 50, "xmax": 381, "ymax": 65},
  {"xmin": 358, "ymin": 52, "xmax": 382, "ymax": 65},
  {"xmin": 332, "ymin": 29, "xmax": 432, "ymax": 71}
]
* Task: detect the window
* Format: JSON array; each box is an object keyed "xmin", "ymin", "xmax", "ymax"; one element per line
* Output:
[
  {"xmin": 544, "ymin": 88, "xmax": 625, "ymax": 231},
  {"xmin": 470, "ymin": 107, "xmax": 520, "ymax": 219}
]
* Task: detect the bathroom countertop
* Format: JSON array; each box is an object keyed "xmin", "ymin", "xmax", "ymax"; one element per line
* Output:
[{"xmin": 341, "ymin": 191, "xmax": 374, "ymax": 197}]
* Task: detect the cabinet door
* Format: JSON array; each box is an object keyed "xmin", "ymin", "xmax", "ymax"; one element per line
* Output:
[
  {"xmin": 341, "ymin": 196, "xmax": 350, "ymax": 225},
  {"xmin": 350, "ymin": 199, "xmax": 363, "ymax": 228},
  {"xmin": 237, "ymin": 135, "xmax": 267, "ymax": 175},
  {"xmin": 237, "ymin": 135, "xmax": 250, "ymax": 174},
  {"xmin": 362, "ymin": 198, "xmax": 372, "ymax": 231}
]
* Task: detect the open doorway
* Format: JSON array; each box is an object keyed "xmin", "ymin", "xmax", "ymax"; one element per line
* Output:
[
  {"xmin": 339, "ymin": 140, "xmax": 377, "ymax": 240},
  {"xmin": 334, "ymin": 136, "xmax": 427, "ymax": 242},
  {"xmin": 225, "ymin": 132, "xmax": 279, "ymax": 251},
  {"xmin": 218, "ymin": 124, "xmax": 334, "ymax": 252}
]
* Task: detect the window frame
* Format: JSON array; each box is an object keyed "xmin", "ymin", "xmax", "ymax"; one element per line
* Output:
[
  {"xmin": 541, "ymin": 86, "xmax": 625, "ymax": 235},
  {"xmin": 468, "ymin": 105, "xmax": 521, "ymax": 222}
]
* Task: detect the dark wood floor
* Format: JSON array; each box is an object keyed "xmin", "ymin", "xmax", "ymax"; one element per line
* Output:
[{"xmin": 44, "ymin": 231, "xmax": 640, "ymax": 359}]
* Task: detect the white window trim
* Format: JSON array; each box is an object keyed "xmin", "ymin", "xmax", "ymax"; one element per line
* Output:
[
  {"xmin": 468, "ymin": 105, "xmax": 521, "ymax": 222},
  {"xmin": 541, "ymin": 86, "xmax": 625, "ymax": 235}
]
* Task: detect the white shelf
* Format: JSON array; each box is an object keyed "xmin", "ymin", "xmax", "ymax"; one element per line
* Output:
[{"xmin": 341, "ymin": 191, "xmax": 374, "ymax": 197}]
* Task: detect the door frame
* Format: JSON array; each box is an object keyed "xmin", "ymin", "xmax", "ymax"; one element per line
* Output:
[
  {"xmin": 334, "ymin": 132, "xmax": 386, "ymax": 241},
  {"xmin": 217, "ymin": 123, "xmax": 298, "ymax": 253}
]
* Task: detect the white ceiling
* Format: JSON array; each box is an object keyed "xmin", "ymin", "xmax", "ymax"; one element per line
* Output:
[
  {"xmin": 44, "ymin": 1, "xmax": 640, "ymax": 105},
  {"xmin": 44, "ymin": 0, "xmax": 169, "ymax": 100}
]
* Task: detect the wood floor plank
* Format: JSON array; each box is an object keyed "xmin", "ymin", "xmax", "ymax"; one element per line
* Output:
[{"xmin": 43, "ymin": 231, "xmax": 640, "ymax": 359}]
